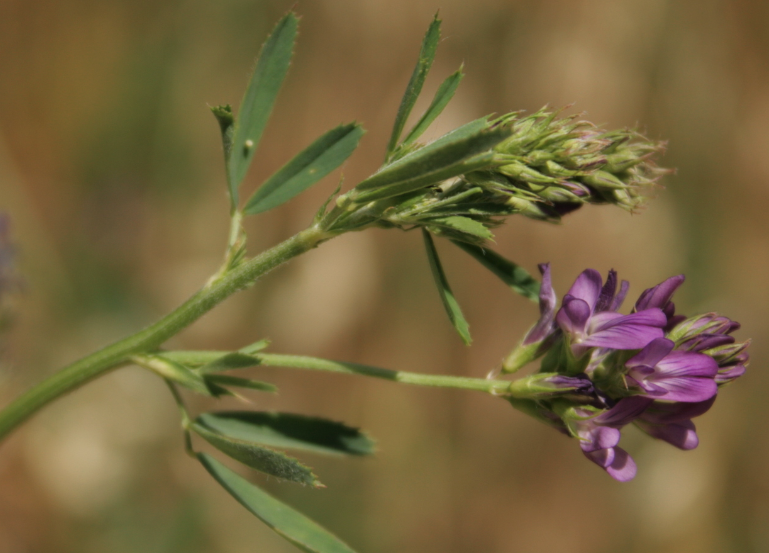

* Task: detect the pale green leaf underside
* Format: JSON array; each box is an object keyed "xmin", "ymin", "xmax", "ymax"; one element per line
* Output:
[
  {"xmin": 199, "ymin": 454, "xmax": 358, "ymax": 553},
  {"xmin": 244, "ymin": 123, "xmax": 364, "ymax": 215},
  {"xmin": 199, "ymin": 352, "xmax": 262, "ymax": 373},
  {"xmin": 386, "ymin": 14, "xmax": 441, "ymax": 156},
  {"xmin": 203, "ymin": 375, "xmax": 277, "ymax": 393},
  {"xmin": 422, "ymin": 230, "xmax": 471, "ymax": 345},
  {"xmin": 195, "ymin": 411, "xmax": 376, "ymax": 457},
  {"xmin": 431, "ymin": 216, "xmax": 493, "ymax": 241},
  {"xmin": 193, "ymin": 423, "xmax": 320, "ymax": 487},
  {"xmin": 452, "ymin": 241, "xmax": 540, "ymax": 302},
  {"xmin": 402, "ymin": 67, "xmax": 464, "ymax": 147},
  {"xmin": 227, "ymin": 12, "xmax": 298, "ymax": 208}
]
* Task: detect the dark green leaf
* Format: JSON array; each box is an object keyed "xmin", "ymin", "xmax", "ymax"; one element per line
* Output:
[
  {"xmin": 199, "ymin": 454, "xmax": 357, "ymax": 553},
  {"xmin": 401, "ymin": 67, "xmax": 464, "ymax": 146},
  {"xmin": 422, "ymin": 230, "xmax": 471, "ymax": 345},
  {"xmin": 195, "ymin": 412, "xmax": 376, "ymax": 457},
  {"xmin": 358, "ymin": 119, "xmax": 507, "ymax": 193},
  {"xmin": 244, "ymin": 123, "xmax": 364, "ymax": 215},
  {"xmin": 227, "ymin": 12, "xmax": 298, "ymax": 208},
  {"xmin": 199, "ymin": 352, "xmax": 262, "ymax": 373},
  {"xmin": 452, "ymin": 241, "xmax": 540, "ymax": 302},
  {"xmin": 386, "ymin": 14, "xmax": 441, "ymax": 157},
  {"xmin": 203, "ymin": 375, "xmax": 277, "ymax": 394},
  {"xmin": 352, "ymin": 152, "xmax": 495, "ymax": 203},
  {"xmin": 193, "ymin": 423, "xmax": 321, "ymax": 487}
]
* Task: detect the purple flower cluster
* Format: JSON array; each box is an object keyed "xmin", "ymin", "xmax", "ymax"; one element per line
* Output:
[{"xmin": 518, "ymin": 265, "xmax": 748, "ymax": 482}]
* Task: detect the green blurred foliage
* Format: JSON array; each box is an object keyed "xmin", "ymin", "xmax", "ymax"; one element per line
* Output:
[{"xmin": 1, "ymin": 0, "xmax": 768, "ymax": 552}]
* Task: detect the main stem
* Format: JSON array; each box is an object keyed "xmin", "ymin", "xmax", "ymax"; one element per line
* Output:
[{"xmin": 0, "ymin": 225, "xmax": 329, "ymax": 442}]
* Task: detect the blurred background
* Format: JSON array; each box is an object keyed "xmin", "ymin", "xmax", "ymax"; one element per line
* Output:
[{"xmin": 0, "ymin": 0, "xmax": 767, "ymax": 551}]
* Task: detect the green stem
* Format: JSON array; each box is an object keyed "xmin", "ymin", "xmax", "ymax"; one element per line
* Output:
[
  {"xmin": 163, "ymin": 350, "xmax": 545, "ymax": 397},
  {"xmin": 0, "ymin": 225, "xmax": 329, "ymax": 442}
]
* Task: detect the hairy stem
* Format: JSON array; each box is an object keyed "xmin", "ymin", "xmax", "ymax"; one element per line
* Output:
[{"xmin": 0, "ymin": 225, "xmax": 329, "ymax": 442}]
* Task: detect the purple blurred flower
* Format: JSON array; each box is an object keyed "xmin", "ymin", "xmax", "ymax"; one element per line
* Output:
[
  {"xmin": 571, "ymin": 396, "xmax": 650, "ymax": 482},
  {"xmin": 634, "ymin": 396, "xmax": 715, "ymax": 450},
  {"xmin": 556, "ymin": 269, "xmax": 667, "ymax": 356},
  {"xmin": 625, "ymin": 338, "xmax": 718, "ymax": 402}
]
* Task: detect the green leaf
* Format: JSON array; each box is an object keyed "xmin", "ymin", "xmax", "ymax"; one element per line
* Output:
[
  {"xmin": 193, "ymin": 423, "xmax": 321, "ymax": 487},
  {"xmin": 430, "ymin": 216, "xmax": 493, "ymax": 242},
  {"xmin": 199, "ymin": 352, "xmax": 262, "ymax": 373},
  {"xmin": 386, "ymin": 14, "xmax": 441, "ymax": 157},
  {"xmin": 452, "ymin": 241, "xmax": 540, "ymax": 302},
  {"xmin": 137, "ymin": 355, "xmax": 214, "ymax": 396},
  {"xmin": 199, "ymin": 454, "xmax": 358, "ymax": 553},
  {"xmin": 195, "ymin": 412, "xmax": 376, "ymax": 457},
  {"xmin": 352, "ymin": 152, "xmax": 495, "ymax": 203},
  {"xmin": 401, "ymin": 66, "xmax": 464, "ymax": 146},
  {"xmin": 357, "ymin": 119, "xmax": 507, "ymax": 193},
  {"xmin": 203, "ymin": 375, "xmax": 277, "ymax": 394},
  {"xmin": 239, "ymin": 338, "xmax": 271, "ymax": 355},
  {"xmin": 244, "ymin": 123, "xmax": 364, "ymax": 215},
  {"xmin": 227, "ymin": 12, "xmax": 298, "ymax": 209},
  {"xmin": 422, "ymin": 230, "xmax": 471, "ymax": 345}
]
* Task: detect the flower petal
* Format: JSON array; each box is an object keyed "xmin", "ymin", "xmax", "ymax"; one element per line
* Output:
[
  {"xmin": 579, "ymin": 425, "xmax": 620, "ymax": 452},
  {"xmin": 611, "ymin": 280, "xmax": 630, "ymax": 312},
  {"xmin": 634, "ymin": 275, "xmax": 685, "ymax": 311},
  {"xmin": 640, "ymin": 397, "xmax": 716, "ymax": 423},
  {"xmin": 566, "ymin": 269, "xmax": 603, "ymax": 311},
  {"xmin": 597, "ymin": 396, "xmax": 653, "ymax": 427},
  {"xmin": 594, "ymin": 309, "xmax": 668, "ymax": 332},
  {"xmin": 626, "ymin": 338, "xmax": 675, "ymax": 370},
  {"xmin": 656, "ymin": 351, "xmax": 719, "ymax": 378},
  {"xmin": 595, "ymin": 269, "xmax": 617, "ymax": 312},
  {"xmin": 583, "ymin": 324, "xmax": 664, "ymax": 350},
  {"xmin": 583, "ymin": 446, "xmax": 615, "ymax": 468},
  {"xmin": 605, "ymin": 448, "xmax": 637, "ymax": 481},
  {"xmin": 646, "ymin": 376, "xmax": 717, "ymax": 403},
  {"xmin": 636, "ymin": 419, "xmax": 699, "ymax": 450},
  {"xmin": 557, "ymin": 296, "xmax": 592, "ymax": 337}
]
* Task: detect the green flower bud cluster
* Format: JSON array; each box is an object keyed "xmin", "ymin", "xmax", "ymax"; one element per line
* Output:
[{"xmin": 324, "ymin": 109, "xmax": 668, "ymax": 244}]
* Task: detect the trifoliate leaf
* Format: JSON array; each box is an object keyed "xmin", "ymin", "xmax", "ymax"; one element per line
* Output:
[{"xmin": 227, "ymin": 12, "xmax": 298, "ymax": 209}]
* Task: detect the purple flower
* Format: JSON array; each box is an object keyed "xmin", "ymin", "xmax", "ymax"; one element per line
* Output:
[
  {"xmin": 634, "ymin": 274, "xmax": 685, "ymax": 328},
  {"xmin": 673, "ymin": 313, "xmax": 749, "ymax": 385},
  {"xmin": 571, "ymin": 397, "xmax": 650, "ymax": 482},
  {"xmin": 556, "ymin": 269, "xmax": 667, "ymax": 356},
  {"xmin": 634, "ymin": 397, "xmax": 716, "ymax": 450},
  {"xmin": 625, "ymin": 338, "xmax": 718, "ymax": 402},
  {"xmin": 522, "ymin": 263, "xmax": 558, "ymax": 346}
]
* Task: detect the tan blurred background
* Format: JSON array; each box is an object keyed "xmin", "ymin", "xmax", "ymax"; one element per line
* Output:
[{"xmin": 0, "ymin": 0, "xmax": 767, "ymax": 552}]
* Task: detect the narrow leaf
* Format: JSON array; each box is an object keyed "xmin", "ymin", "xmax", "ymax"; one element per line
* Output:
[
  {"xmin": 452, "ymin": 240, "xmax": 540, "ymax": 302},
  {"xmin": 244, "ymin": 123, "xmax": 364, "ymax": 215},
  {"xmin": 352, "ymin": 152, "xmax": 494, "ymax": 203},
  {"xmin": 136, "ymin": 355, "xmax": 214, "ymax": 396},
  {"xmin": 193, "ymin": 423, "xmax": 321, "ymax": 487},
  {"xmin": 422, "ymin": 230, "xmax": 472, "ymax": 345},
  {"xmin": 196, "ymin": 412, "xmax": 376, "ymax": 457},
  {"xmin": 199, "ymin": 352, "xmax": 262, "ymax": 373},
  {"xmin": 204, "ymin": 375, "xmax": 278, "ymax": 393},
  {"xmin": 227, "ymin": 12, "xmax": 298, "ymax": 208},
  {"xmin": 402, "ymin": 67, "xmax": 464, "ymax": 146},
  {"xmin": 431, "ymin": 216, "xmax": 493, "ymax": 241},
  {"xmin": 199, "ymin": 454, "xmax": 358, "ymax": 553},
  {"xmin": 239, "ymin": 338, "xmax": 271, "ymax": 355},
  {"xmin": 386, "ymin": 14, "xmax": 441, "ymax": 157}
]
